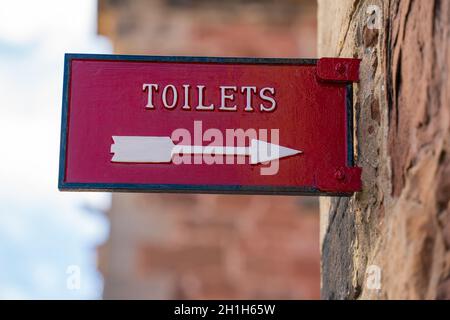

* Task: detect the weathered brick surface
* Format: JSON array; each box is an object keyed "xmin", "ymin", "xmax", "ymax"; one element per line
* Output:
[
  {"xmin": 97, "ymin": 0, "xmax": 320, "ymax": 299},
  {"xmin": 319, "ymin": 0, "xmax": 450, "ymax": 299}
]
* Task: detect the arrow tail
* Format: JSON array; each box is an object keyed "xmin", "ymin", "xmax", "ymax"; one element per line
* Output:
[{"xmin": 111, "ymin": 136, "xmax": 174, "ymax": 163}]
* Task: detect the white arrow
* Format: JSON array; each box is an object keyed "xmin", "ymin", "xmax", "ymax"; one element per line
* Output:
[{"xmin": 110, "ymin": 136, "xmax": 302, "ymax": 164}]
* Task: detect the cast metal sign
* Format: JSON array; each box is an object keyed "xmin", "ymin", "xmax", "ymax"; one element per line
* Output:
[{"xmin": 59, "ymin": 54, "xmax": 361, "ymax": 195}]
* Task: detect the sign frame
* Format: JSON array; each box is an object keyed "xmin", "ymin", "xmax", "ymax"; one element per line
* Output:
[{"xmin": 59, "ymin": 53, "xmax": 360, "ymax": 196}]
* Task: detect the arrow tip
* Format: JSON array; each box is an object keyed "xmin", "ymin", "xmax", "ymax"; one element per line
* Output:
[{"xmin": 250, "ymin": 140, "xmax": 302, "ymax": 164}]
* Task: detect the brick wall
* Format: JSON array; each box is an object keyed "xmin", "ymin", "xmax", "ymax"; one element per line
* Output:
[
  {"xmin": 97, "ymin": 0, "xmax": 320, "ymax": 299},
  {"xmin": 318, "ymin": 0, "xmax": 450, "ymax": 299}
]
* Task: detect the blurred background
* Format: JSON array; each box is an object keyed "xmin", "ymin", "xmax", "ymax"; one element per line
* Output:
[{"xmin": 0, "ymin": 0, "xmax": 319, "ymax": 299}]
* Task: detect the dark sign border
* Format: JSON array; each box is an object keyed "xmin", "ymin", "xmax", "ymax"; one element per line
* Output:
[{"xmin": 59, "ymin": 53, "xmax": 356, "ymax": 196}]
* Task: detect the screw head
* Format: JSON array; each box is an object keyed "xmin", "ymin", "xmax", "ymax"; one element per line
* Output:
[
  {"xmin": 334, "ymin": 168, "xmax": 346, "ymax": 181},
  {"xmin": 335, "ymin": 63, "xmax": 347, "ymax": 75}
]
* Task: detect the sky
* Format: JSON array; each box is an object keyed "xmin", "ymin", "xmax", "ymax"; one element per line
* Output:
[{"xmin": 0, "ymin": 0, "xmax": 112, "ymax": 299}]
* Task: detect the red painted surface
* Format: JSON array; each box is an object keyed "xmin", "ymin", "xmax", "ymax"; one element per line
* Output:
[
  {"xmin": 61, "ymin": 56, "xmax": 361, "ymax": 194},
  {"xmin": 317, "ymin": 58, "xmax": 360, "ymax": 82}
]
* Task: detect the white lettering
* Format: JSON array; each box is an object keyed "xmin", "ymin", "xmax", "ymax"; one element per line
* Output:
[
  {"xmin": 196, "ymin": 85, "xmax": 214, "ymax": 111},
  {"xmin": 162, "ymin": 84, "xmax": 178, "ymax": 109},
  {"xmin": 143, "ymin": 83, "xmax": 158, "ymax": 109},
  {"xmin": 219, "ymin": 86, "xmax": 237, "ymax": 111},
  {"xmin": 182, "ymin": 84, "xmax": 191, "ymax": 110},
  {"xmin": 143, "ymin": 83, "xmax": 278, "ymax": 112},
  {"xmin": 259, "ymin": 87, "xmax": 276, "ymax": 112},
  {"xmin": 241, "ymin": 86, "xmax": 257, "ymax": 112}
]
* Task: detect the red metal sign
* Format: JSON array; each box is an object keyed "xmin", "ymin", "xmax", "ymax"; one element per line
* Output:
[{"xmin": 59, "ymin": 54, "xmax": 361, "ymax": 195}]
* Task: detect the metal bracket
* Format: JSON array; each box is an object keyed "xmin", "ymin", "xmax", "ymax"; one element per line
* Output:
[{"xmin": 316, "ymin": 58, "xmax": 361, "ymax": 83}]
